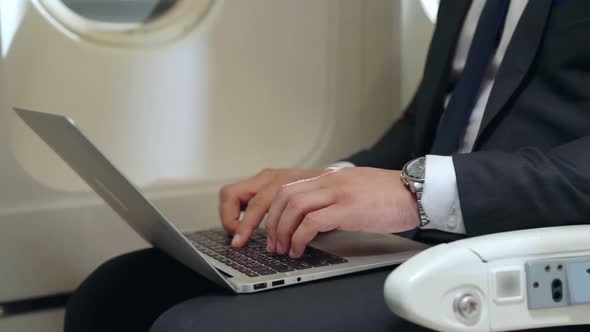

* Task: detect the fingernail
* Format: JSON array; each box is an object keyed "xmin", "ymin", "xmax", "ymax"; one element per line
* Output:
[
  {"xmin": 231, "ymin": 234, "xmax": 241, "ymax": 247},
  {"xmin": 289, "ymin": 248, "xmax": 296, "ymax": 258},
  {"xmin": 266, "ymin": 236, "xmax": 273, "ymax": 252}
]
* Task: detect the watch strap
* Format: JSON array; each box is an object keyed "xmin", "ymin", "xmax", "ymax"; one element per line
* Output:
[{"xmin": 414, "ymin": 185, "xmax": 430, "ymax": 227}]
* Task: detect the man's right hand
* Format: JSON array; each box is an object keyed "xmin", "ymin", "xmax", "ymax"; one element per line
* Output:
[{"xmin": 219, "ymin": 168, "xmax": 324, "ymax": 248}]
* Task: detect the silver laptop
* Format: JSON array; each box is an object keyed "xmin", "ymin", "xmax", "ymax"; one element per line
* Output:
[{"xmin": 14, "ymin": 108, "xmax": 428, "ymax": 293}]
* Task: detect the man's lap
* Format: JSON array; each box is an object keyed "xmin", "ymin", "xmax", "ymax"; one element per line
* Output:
[
  {"xmin": 150, "ymin": 267, "xmax": 432, "ymax": 332},
  {"xmin": 65, "ymin": 247, "xmax": 590, "ymax": 332}
]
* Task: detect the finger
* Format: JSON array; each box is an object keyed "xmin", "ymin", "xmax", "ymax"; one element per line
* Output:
[
  {"xmin": 275, "ymin": 189, "xmax": 336, "ymax": 255},
  {"xmin": 232, "ymin": 191, "xmax": 274, "ymax": 247},
  {"xmin": 219, "ymin": 186, "xmax": 253, "ymax": 234},
  {"xmin": 265, "ymin": 179, "xmax": 321, "ymax": 252},
  {"xmin": 219, "ymin": 174, "xmax": 271, "ymax": 234},
  {"xmin": 289, "ymin": 205, "xmax": 341, "ymax": 258}
]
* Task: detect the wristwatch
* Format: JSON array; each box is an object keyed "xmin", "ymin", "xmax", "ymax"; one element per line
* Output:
[{"xmin": 401, "ymin": 156, "xmax": 430, "ymax": 227}]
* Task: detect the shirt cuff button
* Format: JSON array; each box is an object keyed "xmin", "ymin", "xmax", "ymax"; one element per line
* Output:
[{"xmin": 447, "ymin": 208, "xmax": 458, "ymax": 229}]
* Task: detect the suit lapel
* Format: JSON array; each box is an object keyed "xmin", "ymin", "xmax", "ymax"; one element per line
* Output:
[
  {"xmin": 474, "ymin": 0, "xmax": 552, "ymax": 147},
  {"xmin": 415, "ymin": 0, "xmax": 472, "ymax": 154}
]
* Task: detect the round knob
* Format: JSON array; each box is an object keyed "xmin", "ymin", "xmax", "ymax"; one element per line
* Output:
[{"xmin": 453, "ymin": 293, "xmax": 482, "ymax": 325}]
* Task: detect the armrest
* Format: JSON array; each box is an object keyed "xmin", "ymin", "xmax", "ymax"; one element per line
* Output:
[{"xmin": 384, "ymin": 225, "xmax": 590, "ymax": 332}]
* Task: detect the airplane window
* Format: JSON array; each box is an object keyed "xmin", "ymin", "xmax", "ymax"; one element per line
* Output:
[
  {"xmin": 60, "ymin": 0, "xmax": 178, "ymax": 23},
  {"xmin": 38, "ymin": 0, "xmax": 216, "ymax": 47}
]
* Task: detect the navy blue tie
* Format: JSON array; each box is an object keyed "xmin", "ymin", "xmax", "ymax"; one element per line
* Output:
[{"xmin": 430, "ymin": 0, "xmax": 511, "ymax": 155}]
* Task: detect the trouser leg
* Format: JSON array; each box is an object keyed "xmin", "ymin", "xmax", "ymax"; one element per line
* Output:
[
  {"xmin": 64, "ymin": 248, "xmax": 227, "ymax": 332},
  {"xmin": 151, "ymin": 267, "xmax": 436, "ymax": 332}
]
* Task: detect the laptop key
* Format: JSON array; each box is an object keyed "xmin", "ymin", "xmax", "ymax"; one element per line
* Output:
[
  {"xmin": 242, "ymin": 261, "xmax": 262, "ymax": 268},
  {"xmin": 305, "ymin": 259, "xmax": 331, "ymax": 267},
  {"xmin": 324, "ymin": 257, "xmax": 348, "ymax": 264},
  {"xmin": 284, "ymin": 261, "xmax": 313, "ymax": 270},
  {"xmin": 266, "ymin": 264, "xmax": 295, "ymax": 272},
  {"xmin": 251, "ymin": 268, "xmax": 275, "ymax": 276},
  {"xmin": 244, "ymin": 270, "xmax": 260, "ymax": 277}
]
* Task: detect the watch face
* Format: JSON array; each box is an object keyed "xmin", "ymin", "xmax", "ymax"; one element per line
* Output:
[{"xmin": 406, "ymin": 157, "xmax": 425, "ymax": 180}]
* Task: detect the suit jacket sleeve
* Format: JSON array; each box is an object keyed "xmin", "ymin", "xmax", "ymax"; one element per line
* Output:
[
  {"xmin": 344, "ymin": 92, "xmax": 419, "ymax": 170},
  {"xmin": 454, "ymin": 135, "xmax": 590, "ymax": 236}
]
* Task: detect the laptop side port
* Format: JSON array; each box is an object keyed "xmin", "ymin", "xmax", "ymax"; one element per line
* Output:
[
  {"xmin": 254, "ymin": 283, "xmax": 267, "ymax": 290},
  {"xmin": 272, "ymin": 280, "xmax": 285, "ymax": 287}
]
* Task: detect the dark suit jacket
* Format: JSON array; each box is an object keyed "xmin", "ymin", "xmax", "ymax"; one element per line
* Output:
[{"xmin": 346, "ymin": 0, "xmax": 590, "ymax": 237}]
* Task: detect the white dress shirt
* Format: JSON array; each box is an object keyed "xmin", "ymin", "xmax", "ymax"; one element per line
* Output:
[{"xmin": 337, "ymin": 0, "xmax": 529, "ymax": 234}]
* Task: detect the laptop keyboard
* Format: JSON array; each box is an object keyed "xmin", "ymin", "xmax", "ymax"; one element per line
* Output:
[{"xmin": 186, "ymin": 230, "xmax": 348, "ymax": 277}]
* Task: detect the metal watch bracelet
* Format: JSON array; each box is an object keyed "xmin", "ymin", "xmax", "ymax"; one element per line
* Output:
[{"xmin": 414, "ymin": 184, "xmax": 430, "ymax": 227}]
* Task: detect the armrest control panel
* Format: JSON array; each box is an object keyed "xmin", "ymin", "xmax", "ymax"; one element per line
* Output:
[{"xmin": 526, "ymin": 257, "xmax": 590, "ymax": 309}]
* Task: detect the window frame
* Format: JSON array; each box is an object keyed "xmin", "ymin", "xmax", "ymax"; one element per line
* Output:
[{"xmin": 34, "ymin": 0, "xmax": 220, "ymax": 48}]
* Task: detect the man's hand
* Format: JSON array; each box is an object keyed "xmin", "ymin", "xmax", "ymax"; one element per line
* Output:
[
  {"xmin": 265, "ymin": 167, "xmax": 420, "ymax": 258},
  {"xmin": 219, "ymin": 168, "xmax": 325, "ymax": 247}
]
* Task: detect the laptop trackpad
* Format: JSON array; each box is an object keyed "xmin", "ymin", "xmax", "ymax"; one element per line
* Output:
[{"xmin": 309, "ymin": 231, "xmax": 425, "ymax": 257}]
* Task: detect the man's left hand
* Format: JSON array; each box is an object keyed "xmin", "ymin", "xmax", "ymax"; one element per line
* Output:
[{"xmin": 264, "ymin": 167, "xmax": 420, "ymax": 258}]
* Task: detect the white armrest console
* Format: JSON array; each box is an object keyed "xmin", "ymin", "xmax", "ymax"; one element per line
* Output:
[{"xmin": 384, "ymin": 226, "xmax": 590, "ymax": 332}]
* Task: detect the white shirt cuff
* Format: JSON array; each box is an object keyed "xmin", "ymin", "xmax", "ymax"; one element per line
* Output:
[
  {"xmin": 421, "ymin": 155, "xmax": 466, "ymax": 234},
  {"xmin": 327, "ymin": 161, "xmax": 356, "ymax": 169}
]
